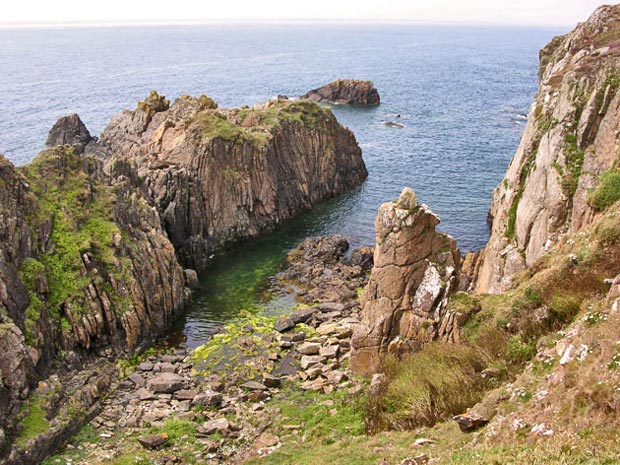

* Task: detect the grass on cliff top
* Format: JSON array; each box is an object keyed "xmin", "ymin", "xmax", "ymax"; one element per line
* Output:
[
  {"xmin": 194, "ymin": 100, "xmax": 332, "ymax": 146},
  {"xmin": 364, "ymin": 344, "xmax": 489, "ymax": 433}
]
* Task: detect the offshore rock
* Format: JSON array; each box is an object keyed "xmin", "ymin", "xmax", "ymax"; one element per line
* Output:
[
  {"xmin": 303, "ymin": 79, "xmax": 380, "ymax": 105},
  {"xmin": 350, "ymin": 188, "xmax": 461, "ymax": 375},
  {"xmin": 45, "ymin": 114, "xmax": 92, "ymax": 154},
  {"xmin": 99, "ymin": 94, "xmax": 368, "ymax": 268},
  {"xmin": 476, "ymin": 5, "xmax": 620, "ymax": 293}
]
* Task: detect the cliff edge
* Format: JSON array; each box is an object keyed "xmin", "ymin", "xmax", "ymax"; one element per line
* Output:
[{"xmin": 0, "ymin": 93, "xmax": 367, "ymax": 461}]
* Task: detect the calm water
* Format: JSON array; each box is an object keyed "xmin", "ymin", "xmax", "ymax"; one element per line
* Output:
[{"xmin": 0, "ymin": 24, "xmax": 564, "ymax": 346}]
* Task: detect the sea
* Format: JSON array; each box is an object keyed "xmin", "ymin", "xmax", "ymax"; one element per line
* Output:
[{"xmin": 0, "ymin": 23, "xmax": 565, "ymax": 345}]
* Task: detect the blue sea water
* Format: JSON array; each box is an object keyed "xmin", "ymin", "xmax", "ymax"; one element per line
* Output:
[{"xmin": 0, "ymin": 24, "xmax": 565, "ymax": 345}]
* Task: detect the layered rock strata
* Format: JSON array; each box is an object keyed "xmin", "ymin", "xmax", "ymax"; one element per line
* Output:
[
  {"xmin": 303, "ymin": 79, "xmax": 380, "ymax": 105},
  {"xmin": 350, "ymin": 188, "xmax": 461, "ymax": 375},
  {"xmin": 476, "ymin": 5, "xmax": 620, "ymax": 293},
  {"xmin": 96, "ymin": 93, "xmax": 368, "ymax": 268}
]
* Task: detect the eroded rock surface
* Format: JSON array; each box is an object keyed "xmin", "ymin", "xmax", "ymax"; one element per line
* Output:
[
  {"xmin": 45, "ymin": 114, "xmax": 92, "ymax": 154},
  {"xmin": 476, "ymin": 5, "xmax": 620, "ymax": 293},
  {"xmin": 303, "ymin": 79, "xmax": 380, "ymax": 105},
  {"xmin": 0, "ymin": 92, "xmax": 367, "ymax": 461},
  {"xmin": 350, "ymin": 188, "xmax": 461, "ymax": 375},
  {"xmin": 97, "ymin": 94, "xmax": 367, "ymax": 268}
]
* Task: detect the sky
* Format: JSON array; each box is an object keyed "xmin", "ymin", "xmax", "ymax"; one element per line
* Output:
[{"xmin": 1, "ymin": 0, "xmax": 619, "ymax": 26}]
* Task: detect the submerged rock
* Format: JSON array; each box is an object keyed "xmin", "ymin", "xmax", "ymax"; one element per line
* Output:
[{"xmin": 303, "ymin": 79, "xmax": 380, "ymax": 105}]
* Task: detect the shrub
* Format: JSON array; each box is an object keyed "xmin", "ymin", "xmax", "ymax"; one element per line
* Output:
[
  {"xmin": 507, "ymin": 335, "xmax": 536, "ymax": 364},
  {"xmin": 589, "ymin": 168, "xmax": 620, "ymax": 211}
]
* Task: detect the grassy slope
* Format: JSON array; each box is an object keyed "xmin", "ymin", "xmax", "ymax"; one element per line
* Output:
[{"xmin": 250, "ymin": 202, "xmax": 620, "ymax": 465}]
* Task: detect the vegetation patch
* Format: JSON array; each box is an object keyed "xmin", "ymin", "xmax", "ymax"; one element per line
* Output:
[
  {"xmin": 589, "ymin": 167, "xmax": 620, "ymax": 210},
  {"xmin": 16, "ymin": 393, "xmax": 50, "ymax": 447},
  {"xmin": 558, "ymin": 133, "xmax": 585, "ymax": 200},
  {"xmin": 365, "ymin": 343, "xmax": 488, "ymax": 433}
]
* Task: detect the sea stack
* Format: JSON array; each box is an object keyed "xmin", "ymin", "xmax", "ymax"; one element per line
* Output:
[{"xmin": 350, "ymin": 188, "xmax": 461, "ymax": 375}]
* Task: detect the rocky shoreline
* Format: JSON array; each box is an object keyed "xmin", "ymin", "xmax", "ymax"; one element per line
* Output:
[
  {"xmin": 38, "ymin": 235, "xmax": 373, "ymax": 464},
  {"xmin": 0, "ymin": 91, "xmax": 368, "ymax": 463}
]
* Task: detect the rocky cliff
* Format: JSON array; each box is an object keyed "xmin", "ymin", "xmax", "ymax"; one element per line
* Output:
[
  {"xmin": 303, "ymin": 80, "xmax": 380, "ymax": 105},
  {"xmin": 0, "ymin": 92, "xmax": 367, "ymax": 459},
  {"xmin": 0, "ymin": 147, "xmax": 189, "ymax": 455},
  {"xmin": 96, "ymin": 93, "xmax": 368, "ymax": 268},
  {"xmin": 475, "ymin": 5, "xmax": 620, "ymax": 293},
  {"xmin": 350, "ymin": 188, "xmax": 461, "ymax": 375}
]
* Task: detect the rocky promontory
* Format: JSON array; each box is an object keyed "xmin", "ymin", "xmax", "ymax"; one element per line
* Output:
[
  {"xmin": 0, "ymin": 92, "xmax": 367, "ymax": 462},
  {"xmin": 303, "ymin": 80, "xmax": 380, "ymax": 105},
  {"xmin": 96, "ymin": 92, "xmax": 368, "ymax": 268}
]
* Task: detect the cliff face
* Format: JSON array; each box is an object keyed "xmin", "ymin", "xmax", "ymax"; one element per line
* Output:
[
  {"xmin": 98, "ymin": 94, "xmax": 368, "ymax": 268},
  {"xmin": 350, "ymin": 188, "xmax": 461, "ymax": 375},
  {"xmin": 0, "ymin": 148, "xmax": 189, "ymax": 444},
  {"xmin": 476, "ymin": 5, "xmax": 620, "ymax": 294}
]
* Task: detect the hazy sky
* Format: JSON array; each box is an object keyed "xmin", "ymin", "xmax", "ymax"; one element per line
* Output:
[{"xmin": 2, "ymin": 0, "xmax": 619, "ymax": 26}]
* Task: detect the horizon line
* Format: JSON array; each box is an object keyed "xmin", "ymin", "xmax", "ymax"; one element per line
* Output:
[{"xmin": 0, "ymin": 17, "xmax": 575, "ymax": 30}]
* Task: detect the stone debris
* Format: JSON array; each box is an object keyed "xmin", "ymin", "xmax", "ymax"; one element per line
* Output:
[{"xmin": 138, "ymin": 433, "xmax": 169, "ymax": 449}]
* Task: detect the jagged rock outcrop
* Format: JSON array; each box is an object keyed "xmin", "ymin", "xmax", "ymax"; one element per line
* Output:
[
  {"xmin": 476, "ymin": 5, "xmax": 620, "ymax": 293},
  {"xmin": 0, "ymin": 156, "xmax": 37, "ymax": 444},
  {"xmin": 0, "ymin": 90, "xmax": 367, "ymax": 458},
  {"xmin": 45, "ymin": 114, "xmax": 92, "ymax": 154},
  {"xmin": 303, "ymin": 80, "xmax": 380, "ymax": 105},
  {"xmin": 0, "ymin": 147, "xmax": 189, "ymax": 452},
  {"xmin": 350, "ymin": 188, "xmax": 461, "ymax": 375},
  {"xmin": 96, "ymin": 94, "xmax": 368, "ymax": 268}
]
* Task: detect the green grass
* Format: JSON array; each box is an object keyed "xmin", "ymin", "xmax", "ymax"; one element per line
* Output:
[
  {"xmin": 365, "ymin": 343, "xmax": 488, "ymax": 433},
  {"xmin": 17, "ymin": 146, "xmax": 135, "ymax": 324},
  {"xmin": 149, "ymin": 418, "xmax": 198, "ymax": 443},
  {"xmin": 560, "ymin": 133, "xmax": 585, "ymax": 200},
  {"xmin": 589, "ymin": 168, "xmax": 620, "ymax": 211},
  {"xmin": 16, "ymin": 394, "xmax": 50, "ymax": 447}
]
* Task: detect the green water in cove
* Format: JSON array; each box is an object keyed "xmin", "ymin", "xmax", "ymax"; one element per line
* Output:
[
  {"xmin": 0, "ymin": 24, "xmax": 566, "ymax": 347},
  {"xmin": 176, "ymin": 189, "xmax": 365, "ymax": 347}
]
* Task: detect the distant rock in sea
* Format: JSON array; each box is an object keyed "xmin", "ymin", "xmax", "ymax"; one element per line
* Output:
[{"xmin": 303, "ymin": 79, "xmax": 380, "ymax": 105}]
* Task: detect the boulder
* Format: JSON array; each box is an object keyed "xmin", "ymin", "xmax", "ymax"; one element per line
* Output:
[
  {"xmin": 262, "ymin": 373, "xmax": 281, "ymax": 388},
  {"xmin": 453, "ymin": 412, "xmax": 489, "ymax": 432},
  {"xmin": 146, "ymin": 373, "xmax": 185, "ymax": 393},
  {"xmin": 138, "ymin": 433, "xmax": 169, "ymax": 449},
  {"xmin": 240, "ymin": 381, "xmax": 268, "ymax": 391},
  {"xmin": 274, "ymin": 317, "xmax": 295, "ymax": 333},
  {"xmin": 199, "ymin": 418, "xmax": 230, "ymax": 435}
]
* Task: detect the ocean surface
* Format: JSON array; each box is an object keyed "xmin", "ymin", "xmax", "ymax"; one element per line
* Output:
[{"xmin": 0, "ymin": 24, "xmax": 565, "ymax": 345}]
